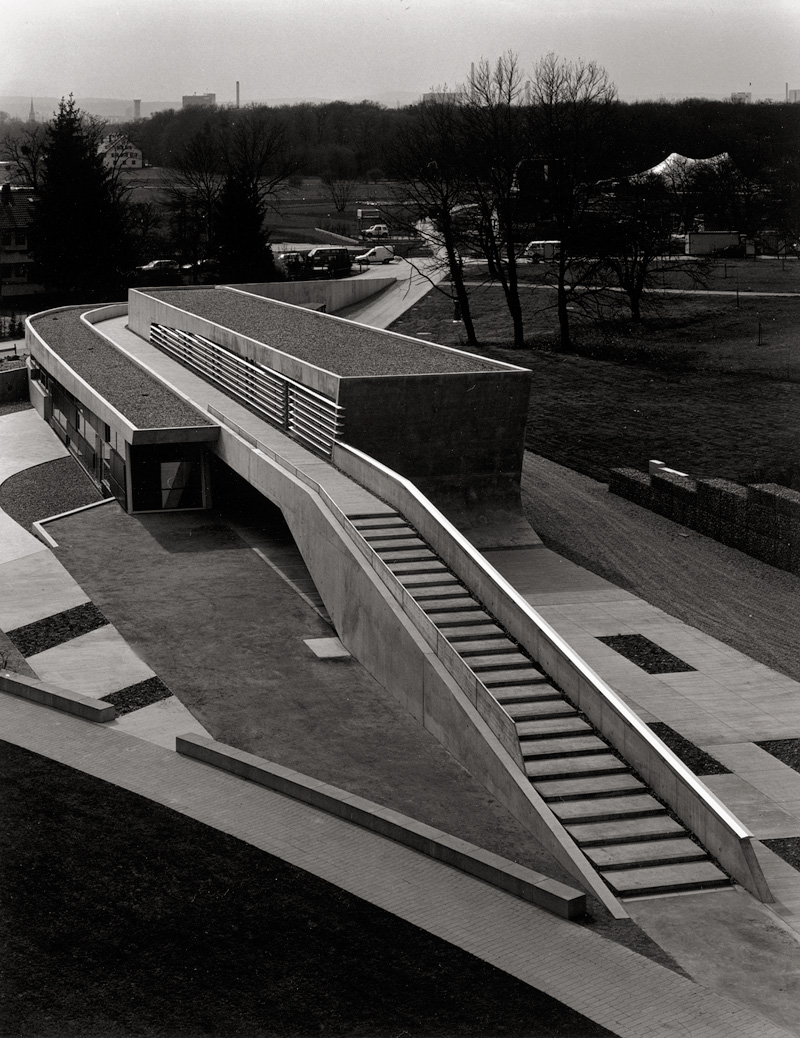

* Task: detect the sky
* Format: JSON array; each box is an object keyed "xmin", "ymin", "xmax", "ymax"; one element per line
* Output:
[{"xmin": 2, "ymin": 0, "xmax": 799, "ymax": 106}]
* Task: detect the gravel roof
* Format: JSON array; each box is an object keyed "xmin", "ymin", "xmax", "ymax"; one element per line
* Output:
[
  {"xmin": 145, "ymin": 288, "xmax": 504, "ymax": 377},
  {"xmin": 30, "ymin": 308, "xmax": 214, "ymax": 428}
]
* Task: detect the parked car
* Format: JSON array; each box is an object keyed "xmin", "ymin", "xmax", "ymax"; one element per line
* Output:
[
  {"xmin": 355, "ymin": 245, "xmax": 395, "ymax": 265},
  {"xmin": 361, "ymin": 223, "xmax": 389, "ymax": 239},
  {"xmin": 276, "ymin": 251, "xmax": 307, "ymax": 278},
  {"xmin": 305, "ymin": 247, "xmax": 352, "ymax": 277},
  {"xmin": 136, "ymin": 258, "xmax": 181, "ymax": 274}
]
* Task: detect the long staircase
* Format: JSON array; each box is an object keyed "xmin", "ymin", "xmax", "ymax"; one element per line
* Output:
[{"xmin": 351, "ymin": 510, "xmax": 731, "ymax": 900}]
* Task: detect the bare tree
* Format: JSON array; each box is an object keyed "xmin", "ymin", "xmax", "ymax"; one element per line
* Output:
[
  {"xmin": 390, "ymin": 94, "xmax": 479, "ymax": 346},
  {"xmin": 461, "ymin": 53, "xmax": 529, "ymax": 347},
  {"xmin": 1, "ymin": 123, "xmax": 47, "ymax": 190},
  {"xmin": 526, "ymin": 54, "xmax": 618, "ymax": 350}
]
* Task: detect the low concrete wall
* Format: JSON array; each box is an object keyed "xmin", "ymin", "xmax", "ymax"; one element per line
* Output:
[
  {"xmin": 210, "ymin": 417, "xmax": 628, "ymax": 918},
  {"xmin": 177, "ymin": 733, "xmax": 586, "ymax": 919},
  {"xmin": 226, "ymin": 278, "xmax": 395, "ymax": 313},
  {"xmin": 0, "ymin": 670, "xmax": 115, "ymax": 722},
  {"xmin": 610, "ymin": 466, "xmax": 800, "ymax": 575},
  {"xmin": 0, "ymin": 364, "xmax": 27, "ymax": 402},
  {"xmin": 333, "ymin": 443, "xmax": 773, "ymax": 904}
]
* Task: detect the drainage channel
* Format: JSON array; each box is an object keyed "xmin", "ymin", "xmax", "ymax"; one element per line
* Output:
[{"xmin": 350, "ymin": 510, "xmax": 732, "ymax": 900}]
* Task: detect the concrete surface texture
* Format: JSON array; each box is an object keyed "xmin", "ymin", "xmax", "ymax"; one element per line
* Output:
[{"xmin": 2, "ymin": 692, "xmax": 795, "ymax": 1038}]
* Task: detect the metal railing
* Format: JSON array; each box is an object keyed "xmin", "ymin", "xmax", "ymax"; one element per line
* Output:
[{"xmin": 150, "ymin": 323, "xmax": 345, "ymax": 456}]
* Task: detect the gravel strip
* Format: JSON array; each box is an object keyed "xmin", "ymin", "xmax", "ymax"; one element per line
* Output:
[
  {"xmin": 6, "ymin": 602, "xmax": 108, "ymax": 657},
  {"xmin": 0, "ymin": 400, "xmax": 31, "ymax": 417},
  {"xmin": 756, "ymin": 739, "xmax": 800, "ymax": 774},
  {"xmin": 762, "ymin": 838, "xmax": 800, "ymax": 873},
  {"xmin": 101, "ymin": 675, "xmax": 172, "ymax": 716},
  {"xmin": 648, "ymin": 722, "xmax": 731, "ymax": 776},
  {"xmin": 145, "ymin": 288, "xmax": 502, "ymax": 376},
  {"xmin": 30, "ymin": 307, "xmax": 214, "ymax": 428},
  {"xmin": 0, "ymin": 457, "xmax": 104, "ymax": 530},
  {"xmin": 597, "ymin": 633, "xmax": 696, "ymax": 674}
]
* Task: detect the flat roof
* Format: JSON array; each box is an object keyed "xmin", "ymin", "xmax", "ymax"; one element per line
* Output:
[
  {"xmin": 30, "ymin": 308, "xmax": 215, "ymax": 429},
  {"xmin": 144, "ymin": 287, "xmax": 508, "ymax": 377}
]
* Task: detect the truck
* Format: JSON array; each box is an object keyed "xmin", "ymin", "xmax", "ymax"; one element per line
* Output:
[{"xmin": 685, "ymin": 232, "xmax": 742, "ymax": 256}]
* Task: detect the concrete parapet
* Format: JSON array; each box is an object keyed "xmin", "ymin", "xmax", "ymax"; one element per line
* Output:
[
  {"xmin": 176, "ymin": 733, "xmax": 587, "ymax": 920},
  {"xmin": 0, "ymin": 670, "xmax": 115, "ymax": 723}
]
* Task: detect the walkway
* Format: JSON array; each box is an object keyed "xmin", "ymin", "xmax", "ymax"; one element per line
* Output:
[
  {"xmin": 1, "ymin": 691, "xmax": 793, "ymax": 1038},
  {"xmin": 0, "ymin": 410, "xmax": 210, "ymax": 749}
]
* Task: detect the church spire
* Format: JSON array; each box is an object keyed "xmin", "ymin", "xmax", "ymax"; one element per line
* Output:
[{"xmin": 28, "ymin": 98, "xmax": 35, "ymax": 122}]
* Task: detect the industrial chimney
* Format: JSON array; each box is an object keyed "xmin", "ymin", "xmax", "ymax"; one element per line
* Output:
[{"xmin": 236, "ymin": 81, "xmax": 240, "ymax": 108}]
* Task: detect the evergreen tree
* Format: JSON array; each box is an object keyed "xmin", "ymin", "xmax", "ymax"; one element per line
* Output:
[{"xmin": 30, "ymin": 96, "xmax": 133, "ymax": 301}]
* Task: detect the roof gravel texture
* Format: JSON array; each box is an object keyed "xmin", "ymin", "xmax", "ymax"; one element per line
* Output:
[
  {"xmin": 29, "ymin": 307, "xmax": 214, "ymax": 429},
  {"xmin": 145, "ymin": 288, "xmax": 503, "ymax": 377}
]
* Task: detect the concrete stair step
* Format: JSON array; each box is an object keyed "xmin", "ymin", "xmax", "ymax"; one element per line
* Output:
[
  {"xmin": 525, "ymin": 753, "xmax": 628, "ymax": 780},
  {"xmin": 584, "ymin": 838, "xmax": 708, "ymax": 871},
  {"xmin": 534, "ymin": 772, "xmax": 646, "ymax": 801},
  {"xmin": 363, "ymin": 529, "xmax": 419, "ymax": 541},
  {"xmin": 351, "ymin": 516, "xmax": 407, "ymax": 530},
  {"xmin": 410, "ymin": 585, "xmax": 473, "ymax": 602},
  {"xmin": 455, "ymin": 638, "xmax": 518, "ymax": 656},
  {"xmin": 550, "ymin": 794, "xmax": 665, "ymax": 825},
  {"xmin": 379, "ymin": 550, "xmax": 437, "ymax": 564},
  {"xmin": 482, "ymin": 667, "xmax": 551, "ymax": 687},
  {"xmin": 520, "ymin": 734, "xmax": 608, "ymax": 759},
  {"xmin": 421, "ymin": 597, "xmax": 481, "ymax": 612},
  {"xmin": 387, "ymin": 560, "xmax": 448, "ymax": 574},
  {"xmin": 512, "ymin": 716, "xmax": 594, "ymax": 739},
  {"xmin": 507, "ymin": 700, "xmax": 578, "ymax": 722},
  {"xmin": 348, "ymin": 511, "xmax": 401, "ymax": 521},
  {"xmin": 441, "ymin": 623, "xmax": 508, "ymax": 641},
  {"xmin": 493, "ymin": 681, "xmax": 555, "ymax": 702},
  {"xmin": 428, "ymin": 610, "xmax": 493, "ymax": 627},
  {"xmin": 397, "ymin": 573, "xmax": 459, "ymax": 588},
  {"xmin": 372, "ymin": 537, "xmax": 427, "ymax": 552},
  {"xmin": 469, "ymin": 653, "xmax": 532, "ymax": 671},
  {"xmin": 603, "ymin": 861, "xmax": 731, "ymax": 898},
  {"xmin": 567, "ymin": 814, "xmax": 686, "ymax": 847}
]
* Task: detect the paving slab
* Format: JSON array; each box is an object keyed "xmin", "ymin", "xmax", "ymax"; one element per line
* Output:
[
  {"xmin": 27, "ymin": 625, "xmax": 156, "ymax": 698},
  {"xmin": 0, "ymin": 551, "xmax": 89, "ymax": 630},
  {"xmin": 109, "ymin": 695, "xmax": 211, "ymax": 749}
]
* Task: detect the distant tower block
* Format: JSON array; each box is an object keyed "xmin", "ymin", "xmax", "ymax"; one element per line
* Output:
[{"xmin": 134, "ymin": 99, "xmax": 141, "ymax": 120}]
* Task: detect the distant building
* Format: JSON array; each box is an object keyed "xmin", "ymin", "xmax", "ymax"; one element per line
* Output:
[
  {"xmin": 730, "ymin": 92, "xmax": 752, "ymax": 103},
  {"xmin": 98, "ymin": 134, "xmax": 143, "ymax": 170},
  {"xmin": 182, "ymin": 93, "xmax": 216, "ymax": 109},
  {"xmin": 134, "ymin": 99, "xmax": 142, "ymax": 120},
  {"xmin": 789, "ymin": 89, "xmax": 800, "ymax": 104},
  {"xmin": 0, "ymin": 184, "xmax": 42, "ymax": 298}
]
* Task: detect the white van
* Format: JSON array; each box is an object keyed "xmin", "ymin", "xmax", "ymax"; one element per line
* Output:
[
  {"xmin": 521, "ymin": 240, "xmax": 560, "ymax": 262},
  {"xmin": 355, "ymin": 245, "xmax": 395, "ymax": 265}
]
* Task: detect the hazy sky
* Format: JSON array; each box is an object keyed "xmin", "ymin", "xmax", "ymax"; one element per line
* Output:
[{"xmin": 2, "ymin": 0, "xmax": 798, "ymax": 104}]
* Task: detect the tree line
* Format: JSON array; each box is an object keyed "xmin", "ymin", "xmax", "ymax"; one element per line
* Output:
[{"xmin": 2, "ymin": 56, "xmax": 798, "ymax": 346}]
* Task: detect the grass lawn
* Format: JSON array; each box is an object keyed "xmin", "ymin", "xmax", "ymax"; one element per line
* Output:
[
  {"xmin": 389, "ymin": 261, "xmax": 800, "ymax": 487},
  {"xmin": 0, "ymin": 741, "xmax": 615, "ymax": 1038}
]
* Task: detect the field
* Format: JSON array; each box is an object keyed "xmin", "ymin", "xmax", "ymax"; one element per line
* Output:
[{"xmin": 389, "ymin": 259, "xmax": 800, "ymax": 487}]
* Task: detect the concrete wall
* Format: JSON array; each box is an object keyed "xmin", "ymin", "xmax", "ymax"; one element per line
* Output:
[
  {"xmin": 210, "ymin": 420, "xmax": 627, "ymax": 917},
  {"xmin": 334, "ymin": 442, "xmax": 773, "ymax": 904},
  {"xmin": 610, "ymin": 467, "xmax": 800, "ymax": 576},
  {"xmin": 0, "ymin": 364, "xmax": 27, "ymax": 402},
  {"xmin": 338, "ymin": 370, "xmax": 532, "ymax": 513},
  {"xmin": 226, "ymin": 278, "xmax": 395, "ymax": 313}
]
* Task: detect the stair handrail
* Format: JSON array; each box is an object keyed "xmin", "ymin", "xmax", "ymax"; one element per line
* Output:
[{"xmin": 333, "ymin": 442, "xmax": 774, "ymax": 903}]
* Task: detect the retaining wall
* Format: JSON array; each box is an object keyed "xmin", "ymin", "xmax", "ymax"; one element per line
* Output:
[{"xmin": 610, "ymin": 465, "xmax": 800, "ymax": 575}]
